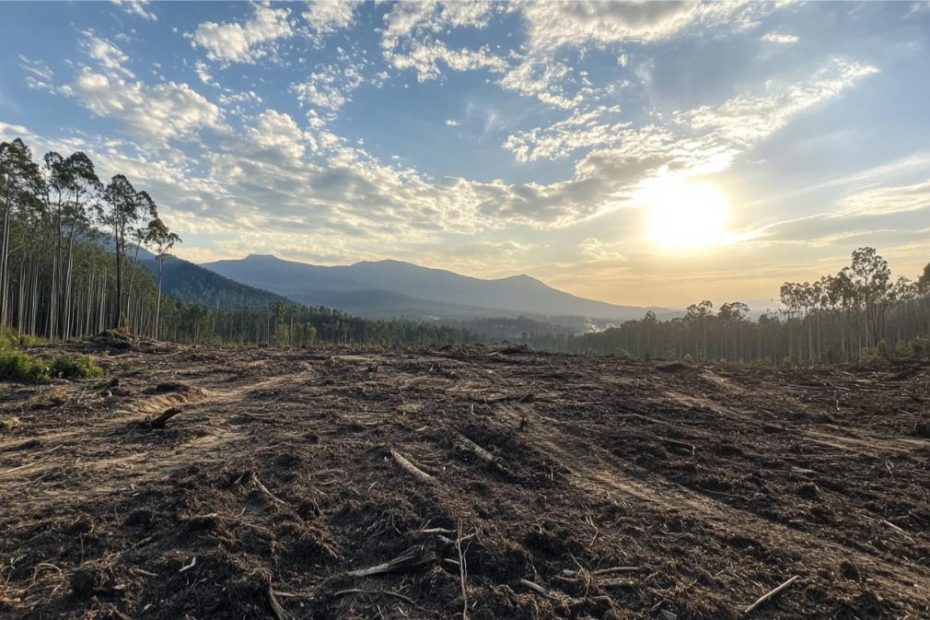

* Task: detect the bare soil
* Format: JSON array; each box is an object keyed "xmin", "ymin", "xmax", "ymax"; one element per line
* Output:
[{"xmin": 1, "ymin": 341, "xmax": 929, "ymax": 619}]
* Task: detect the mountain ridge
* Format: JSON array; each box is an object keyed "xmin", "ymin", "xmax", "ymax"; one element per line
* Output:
[{"xmin": 202, "ymin": 254, "xmax": 672, "ymax": 322}]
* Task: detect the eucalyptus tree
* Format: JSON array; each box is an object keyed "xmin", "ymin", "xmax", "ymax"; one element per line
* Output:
[
  {"xmin": 60, "ymin": 153, "xmax": 102, "ymax": 339},
  {"xmin": 99, "ymin": 175, "xmax": 153, "ymax": 329},
  {"xmin": 146, "ymin": 217, "xmax": 180, "ymax": 340},
  {"xmin": 123, "ymin": 191, "xmax": 157, "ymax": 327},
  {"xmin": 0, "ymin": 139, "xmax": 43, "ymax": 330}
]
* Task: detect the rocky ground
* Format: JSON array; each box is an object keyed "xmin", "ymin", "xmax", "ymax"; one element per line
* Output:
[{"xmin": 1, "ymin": 339, "xmax": 929, "ymax": 619}]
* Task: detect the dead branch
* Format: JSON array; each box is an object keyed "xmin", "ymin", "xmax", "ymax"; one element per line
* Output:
[
  {"xmin": 453, "ymin": 432, "xmax": 499, "ymax": 466},
  {"xmin": 346, "ymin": 546, "xmax": 436, "ymax": 577},
  {"xmin": 744, "ymin": 575, "xmax": 800, "ymax": 615},
  {"xmin": 417, "ymin": 527, "xmax": 456, "ymax": 535},
  {"xmin": 267, "ymin": 584, "xmax": 289, "ymax": 620},
  {"xmin": 251, "ymin": 472, "xmax": 287, "ymax": 507},
  {"xmin": 148, "ymin": 407, "xmax": 182, "ymax": 429},
  {"xmin": 518, "ymin": 578, "xmax": 560, "ymax": 600},
  {"xmin": 390, "ymin": 448, "xmax": 434, "ymax": 483},
  {"xmin": 457, "ymin": 524, "xmax": 469, "ymax": 620}
]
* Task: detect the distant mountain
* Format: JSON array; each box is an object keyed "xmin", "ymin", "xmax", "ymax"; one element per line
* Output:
[
  {"xmin": 142, "ymin": 255, "xmax": 291, "ymax": 309},
  {"xmin": 202, "ymin": 254, "xmax": 669, "ymax": 322}
]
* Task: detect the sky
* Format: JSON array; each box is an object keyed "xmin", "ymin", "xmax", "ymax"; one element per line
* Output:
[{"xmin": 2, "ymin": 0, "xmax": 930, "ymax": 307}]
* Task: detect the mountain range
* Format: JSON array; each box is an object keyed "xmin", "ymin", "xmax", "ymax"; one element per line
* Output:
[{"xmin": 200, "ymin": 254, "xmax": 668, "ymax": 323}]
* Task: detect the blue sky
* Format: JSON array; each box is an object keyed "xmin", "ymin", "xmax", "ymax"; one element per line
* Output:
[{"xmin": 2, "ymin": 1, "xmax": 930, "ymax": 306}]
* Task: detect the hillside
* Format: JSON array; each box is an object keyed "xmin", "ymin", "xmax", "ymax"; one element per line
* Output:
[
  {"xmin": 203, "ymin": 254, "xmax": 667, "ymax": 322},
  {"xmin": 142, "ymin": 256, "xmax": 293, "ymax": 310}
]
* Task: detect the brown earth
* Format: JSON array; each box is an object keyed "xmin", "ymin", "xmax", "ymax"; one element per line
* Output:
[{"xmin": 1, "ymin": 340, "xmax": 929, "ymax": 619}]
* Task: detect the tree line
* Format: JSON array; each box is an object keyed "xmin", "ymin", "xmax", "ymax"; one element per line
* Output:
[
  {"xmin": 563, "ymin": 247, "xmax": 930, "ymax": 365},
  {"xmin": 1, "ymin": 138, "xmax": 178, "ymax": 341},
  {"xmin": 0, "ymin": 137, "xmax": 474, "ymax": 349}
]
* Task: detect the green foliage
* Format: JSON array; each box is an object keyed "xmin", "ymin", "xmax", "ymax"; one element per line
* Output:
[
  {"xmin": 48, "ymin": 353, "xmax": 103, "ymax": 379},
  {"xmin": 0, "ymin": 349, "xmax": 49, "ymax": 381},
  {"xmin": 0, "ymin": 347, "xmax": 102, "ymax": 382}
]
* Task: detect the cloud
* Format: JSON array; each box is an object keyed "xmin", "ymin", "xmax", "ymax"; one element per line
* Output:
[
  {"xmin": 504, "ymin": 58, "xmax": 878, "ymax": 177},
  {"xmin": 293, "ymin": 62, "xmax": 364, "ymax": 112},
  {"xmin": 19, "ymin": 55, "xmax": 54, "ymax": 90},
  {"xmin": 381, "ymin": 1, "xmax": 507, "ymax": 82},
  {"xmin": 192, "ymin": 2, "xmax": 293, "ymax": 64},
  {"xmin": 303, "ymin": 0, "xmax": 356, "ymax": 33},
  {"xmin": 838, "ymin": 177, "xmax": 930, "ymax": 216},
  {"xmin": 111, "ymin": 0, "xmax": 157, "ymax": 21},
  {"xmin": 445, "ymin": 119, "xmax": 459, "ymax": 127},
  {"xmin": 52, "ymin": 39, "xmax": 224, "ymax": 146},
  {"xmin": 64, "ymin": 71, "xmax": 225, "ymax": 145},
  {"xmin": 520, "ymin": 1, "xmax": 765, "ymax": 50},
  {"xmin": 498, "ymin": 58, "xmax": 583, "ymax": 109},
  {"xmin": 503, "ymin": 105, "xmax": 627, "ymax": 162},
  {"xmin": 762, "ymin": 32, "xmax": 799, "ymax": 44},
  {"xmin": 579, "ymin": 237, "xmax": 627, "ymax": 262},
  {"xmin": 81, "ymin": 32, "xmax": 133, "ymax": 77},
  {"xmin": 385, "ymin": 40, "xmax": 507, "ymax": 82},
  {"xmin": 194, "ymin": 61, "xmax": 214, "ymax": 86}
]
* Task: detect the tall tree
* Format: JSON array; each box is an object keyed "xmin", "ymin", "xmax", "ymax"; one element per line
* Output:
[
  {"xmin": 146, "ymin": 217, "xmax": 180, "ymax": 340},
  {"xmin": 99, "ymin": 175, "xmax": 148, "ymax": 329}
]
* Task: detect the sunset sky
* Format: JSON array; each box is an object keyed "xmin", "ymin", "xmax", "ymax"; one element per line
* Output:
[{"xmin": 2, "ymin": 1, "xmax": 929, "ymax": 307}]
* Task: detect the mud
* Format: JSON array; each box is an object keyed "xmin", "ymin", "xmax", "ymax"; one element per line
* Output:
[{"xmin": 1, "ymin": 343, "xmax": 929, "ymax": 618}]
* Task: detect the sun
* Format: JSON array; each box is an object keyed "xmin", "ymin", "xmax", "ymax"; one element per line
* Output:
[{"xmin": 639, "ymin": 175, "xmax": 731, "ymax": 251}]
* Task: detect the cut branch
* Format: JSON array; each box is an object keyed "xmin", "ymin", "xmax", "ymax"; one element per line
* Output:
[
  {"xmin": 453, "ymin": 432, "xmax": 500, "ymax": 467},
  {"xmin": 267, "ymin": 584, "xmax": 289, "ymax": 620},
  {"xmin": 346, "ymin": 546, "xmax": 435, "ymax": 578},
  {"xmin": 148, "ymin": 407, "xmax": 182, "ymax": 429},
  {"xmin": 744, "ymin": 575, "xmax": 800, "ymax": 615},
  {"xmin": 390, "ymin": 448, "xmax": 434, "ymax": 484}
]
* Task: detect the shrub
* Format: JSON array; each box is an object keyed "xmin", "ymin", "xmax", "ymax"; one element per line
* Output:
[
  {"xmin": 0, "ymin": 349, "xmax": 50, "ymax": 381},
  {"xmin": 48, "ymin": 354, "xmax": 104, "ymax": 379},
  {"xmin": 0, "ymin": 350, "xmax": 103, "ymax": 382}
]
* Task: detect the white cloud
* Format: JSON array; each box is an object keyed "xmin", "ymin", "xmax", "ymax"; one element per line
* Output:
[
  {"xmin": 504, "ymin": 105, "xmax": 627, "ymax": 161},
  {"xmin": 505, "ymin": 58, "xmax": 878, "ymax": 176},
  {"xmin": 445, "ymin": 119, "xmax": 459, "ymax": 127},
  {"xmin": 65, "ymin": 70, "xmax": 225, "ymax": 145},
  {"xmin": 192, "ymin": 2, "xmax": 293, "ymax": 64},
  {"xmin": 838, "ymin": 177, "xmax": 930, "ymax": 216},
  {"xmin": 762, "ymin": 32, "xmax": 799, "ymax": 44},
  {"xmin": 303, "ymin": 0, "xmax": 356, "ymax": 33},
  {"xmin": 381, "ymin": 1, "xmax": 506, "ymax": 82},
  {"xmin": 386, "ymin": 40, "xmax": 507, "ymax": 82},
  {"xmin": 293, "ymin": 62, "xmax": 364, "ymax": 112},
  {"xmin": 19, "ymin": 56, "xmax": 54, "ymax": 91},
  {"xmin": 81, "ymin": 32, "xmax": 133, "ymax": 77},
  {"xmin": 194, "ymin": 61, "xmax": 214, "ymax": 86},
  {"xmin": 111, "ymin": 0, "xmax": 157, "ymax": 21},
  {"xmin": 498, "ymin": 58, "xmax": 582, "ymax": 109},
  {"xmin": 520, "ymin": 1, "xmax": 766, "ymax": 50}
]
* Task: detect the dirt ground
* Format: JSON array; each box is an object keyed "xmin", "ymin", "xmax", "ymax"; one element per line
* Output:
[{"xmin": 1, "ymin": 339, "xmax": 929, "ymax": 619}]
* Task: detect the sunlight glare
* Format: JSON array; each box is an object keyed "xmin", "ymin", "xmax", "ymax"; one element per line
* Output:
[{"xmin": 640, "ymin": 176, "xmax": 731, "ymax": 251}]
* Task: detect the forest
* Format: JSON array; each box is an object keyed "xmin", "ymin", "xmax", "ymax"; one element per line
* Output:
[
  {"xmin": 558, "ymin": 247, "xmax": 930, "ymax": 365},
  {"xmin": 4, "ymin": 135, "xmax": 929, "ymax": 364},
  {"xmin": 0, "ymin": 137, "xmax": 472, "ymax": 350}
]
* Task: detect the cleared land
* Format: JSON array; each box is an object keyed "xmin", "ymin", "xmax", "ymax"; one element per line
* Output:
[{"xmin": 1, "ymin": 338, "xmax": 929, "ymax": 619}]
